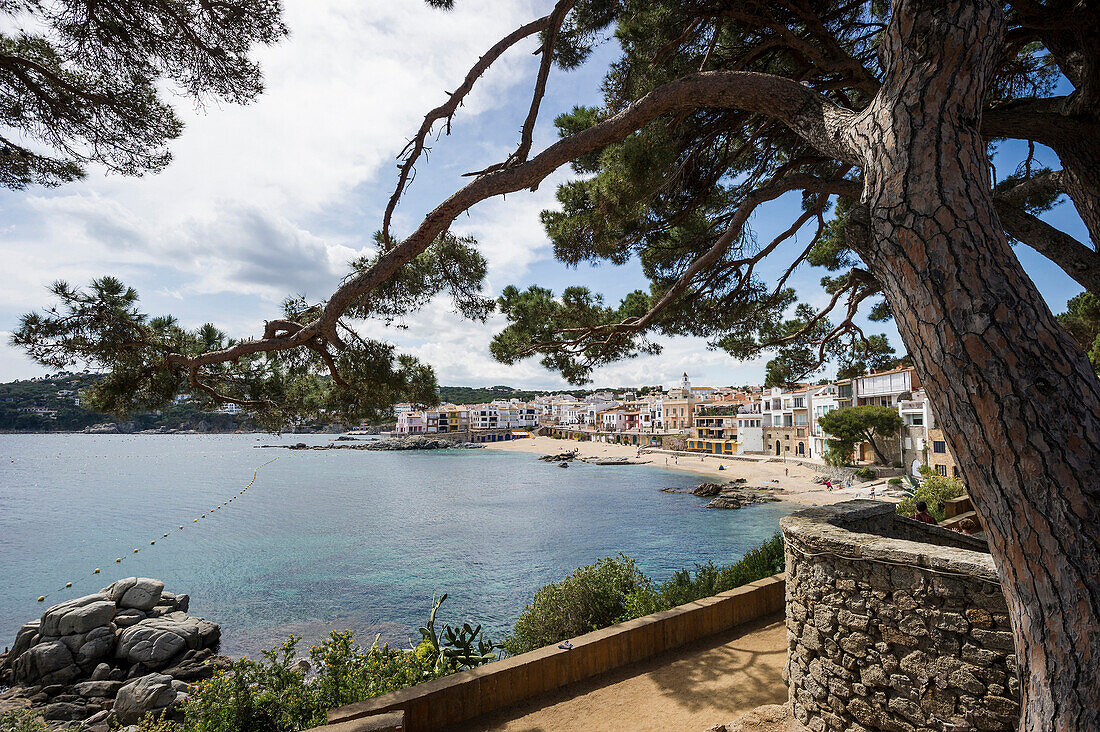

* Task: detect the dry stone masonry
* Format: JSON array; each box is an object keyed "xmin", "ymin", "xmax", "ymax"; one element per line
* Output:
[
  {"xmin": 781, "ymin": 502, "xmax": 1018, "ymax": 732},
  {"xmin": 0, "ymin": 578, "xmax": 227, "ymax": 729}
]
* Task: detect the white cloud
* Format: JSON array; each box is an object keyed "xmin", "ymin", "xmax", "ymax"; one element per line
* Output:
[
  {"xmin": 92, "ymin": 0, "xmax": 543, "ymax": 219},
  {"xmin": 0, "ymin": 334, "xmax": 45, "ymax": 381},
  {"xmin": 451, "ymin": 181, "xmax": 566, "ymax": 286}
]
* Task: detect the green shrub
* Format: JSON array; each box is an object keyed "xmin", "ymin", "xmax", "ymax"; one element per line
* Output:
[
  {"xmin": 130, "ymin": 713, "xmax": 180, "ymax": 732},
  {"xmin": 896, "ymin": 468, "xmax": 964, "ymax": 521},
  {"xmin": 0, "ymin": 710, "xmax": 48, "ymax": 732},
  {"xmin": 854, "ymin": 467, "xmax": 876, "ymax": 480},
  {"xmin": 505, "ymin": 534, "xmax": 786, "ymax": 654},
  {"xmin": 180, "ymin": 636, "xmax": 321, "ymax": 732},
  {"xmin": 505, "ymin": 554, "xmax": 651, "ymax": 654},
  {"xmin": 888, "ymin": 477, "xmax": 902, "ymax": 485},
  {"xmin": 823, "ymin": 447, "xmax": 852, "ymax": 467},
  {"xmin": 142, "ymin": 596, "xmax": 487, "ymax": 732},
  {"xmin": 652, "ymin": 533, "xmax": 785, "ymax": 609}
]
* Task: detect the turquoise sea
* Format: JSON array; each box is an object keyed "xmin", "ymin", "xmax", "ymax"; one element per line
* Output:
[{"xmin": 0, "ymin": 434, "xmax": 794, "ymax": 657}]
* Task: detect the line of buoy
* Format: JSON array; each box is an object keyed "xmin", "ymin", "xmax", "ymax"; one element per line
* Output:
[{"xmin": 35, "ymin": 457, "xmax": 278, "ymax": 602}]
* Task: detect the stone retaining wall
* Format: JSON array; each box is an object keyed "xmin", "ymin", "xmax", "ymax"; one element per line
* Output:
[{"xmin": 781, "ymin": 501, "xmax": 1018, "ymax": 732}]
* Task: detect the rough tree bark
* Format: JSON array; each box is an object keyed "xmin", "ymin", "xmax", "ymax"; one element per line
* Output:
[
  {"xmin": 846, "ymin": 0, "xmax": 1100, "ymax": 728},
  {"xmin": 1059, "ymin": 141, "xmax": 1100, "ymax": 250}
]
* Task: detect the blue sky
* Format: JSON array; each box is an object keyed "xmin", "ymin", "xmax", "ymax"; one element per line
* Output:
[{"xmin": 0, "ymin": 0, "xmax": 1088, "ymax": 390}]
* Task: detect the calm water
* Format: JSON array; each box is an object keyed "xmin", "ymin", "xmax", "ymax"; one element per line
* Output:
[{"xmin": 0, "ymin": 434, "xmax": 794, "ymax": 656}]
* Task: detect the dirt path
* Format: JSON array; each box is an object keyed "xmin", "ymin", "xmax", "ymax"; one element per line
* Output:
[{"xmin": 445, "ymin": 615, "xmax": 788, "ymax": 732}]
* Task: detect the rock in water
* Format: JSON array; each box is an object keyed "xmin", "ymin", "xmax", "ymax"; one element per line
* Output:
[
  {"xmin": 693, "ymin": 482, "xmax": 724, "ymax": 497},
  {"xmin": 8, "ymin": 620, "xmax": 40, "ymax": 661},
  {"xmin": 114, "ymin": 673, "xmax": 179, "ymax": 724},
  {"xmin": 704, "ymin": 489, "xmax": 781, "ymax": 509},
  {"xmin": 76, "ymin": 625, "xmax": 115, "ymax": 664},
  {"xmin": 538, "ymin": 451, "xmax": 577, "ymax": 462},
  {"xmin": 39, "ymin": 593, "xmax": 116, "ymax": 636},
  {"xmin": 120, "ymin": 578, "xmax": 165, "ymax": 611},
  {"xmin": 13, "ymin": 640, "xmax": 79, "ymax": 684},
  {"xmin": 104, "ymin": 577, "xmax": 164, "ymax": 610},
  {"xmin": 114, "ymin": 608, "xmax": 147, "ymax": 628},
  {"xmin": 0, "ymin": 578, "xmax": 223, "ymax": 726},
  {"xmin": 116, "ymin": 613, "xmax": 220, "ymax": 668},
  {"xmin": 706, "ymin": 495, "xmax": 745, "ymax": 509}
]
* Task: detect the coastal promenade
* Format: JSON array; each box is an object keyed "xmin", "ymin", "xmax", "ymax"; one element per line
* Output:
[{"xmin": 449, "ymin": 615, "xmax": 787, "ymax": 732}]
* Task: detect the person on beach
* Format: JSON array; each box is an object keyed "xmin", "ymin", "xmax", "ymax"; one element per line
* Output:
[
  {"xmin": 911, "ymin": 501, "xmax": 937, "ymax": 525},
  {"xmin": 870, "ymin": 485, "xmax": 876, "ymax": 500},
  {"xmin": 784, "ymin": 467, "xmax": 789, "ymax": 477}
]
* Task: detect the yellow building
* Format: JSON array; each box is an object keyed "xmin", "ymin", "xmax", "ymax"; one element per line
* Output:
[{"xmin": 686, "ymin": 408, "xmax": 738, "ymax": 454}]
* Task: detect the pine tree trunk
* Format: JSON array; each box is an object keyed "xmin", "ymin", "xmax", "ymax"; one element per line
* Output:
[
  {"xmin": 864, "ymin": 433, "xmax": 890, "ymax": 466},
  {"xmin": 847, "ymin": 0, "xmax": 1100, "ymax": 728},
  {"xmin": 1060, "ymin": 141, "xmax": 1100, "ymax": 250}
]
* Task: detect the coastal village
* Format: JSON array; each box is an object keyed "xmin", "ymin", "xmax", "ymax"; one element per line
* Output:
[
  {"xmin": 389, "ymin": 367, "xmax": 959, "ymax": 480},
  {"xmin": 1, "ymin": 0, "xmax": 1096, "ymax": 728}
]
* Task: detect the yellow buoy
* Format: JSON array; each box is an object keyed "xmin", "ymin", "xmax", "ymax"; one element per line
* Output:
[
  {"xmin": 194, "ymin": 519, "xmax": 198, "ymax": 522},
  {"xmin": 133, "ymin": 548, "xmax": 139, "ymax": 553},
  {"xmin": 116, "ymin": 558, "xmax": 122, "ymax": 563},
  {"xmin": 94, "ymin": 568, "xmax": 100, "ymax": 574},
  {"xmin": 65, "ymin": 582, "xmax": 72, "ymax": 588},
  {"xmin": 150, "ymin": 541, "xmax": 155, "ymax": 545},
  {"xmin": 163, "ymin": 533, "xmax": 168, "ymax": 537},
  {"xmin": 37, "ymin": 596, "xmax": 45, "ymax": 602}
]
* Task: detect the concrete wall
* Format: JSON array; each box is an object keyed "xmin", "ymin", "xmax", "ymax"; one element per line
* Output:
[
  {"xmin": 781, "ymin": 502, "xmax": 1018, "ymax": 732},
  {"xmin": 737, "ymin": 425, "xmax": 764, "ymax": 454},
  {"xmin": 319, "ymin": 575, "xmax": 786, "ymax": 732}
]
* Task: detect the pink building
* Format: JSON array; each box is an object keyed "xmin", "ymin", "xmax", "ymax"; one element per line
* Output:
[{"xmin": 395, "ymin": 412, "xmax": 427, "ymax": 434}]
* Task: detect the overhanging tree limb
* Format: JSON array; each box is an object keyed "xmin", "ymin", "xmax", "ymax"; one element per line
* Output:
[{"xmin": 380, "ymin": 12, "xmax": 555, "ymax": 244}]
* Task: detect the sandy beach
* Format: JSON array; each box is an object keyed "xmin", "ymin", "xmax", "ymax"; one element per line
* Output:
[{"xmin": 483, "ymin": 435, "xmax": 897, "ymax": 507}]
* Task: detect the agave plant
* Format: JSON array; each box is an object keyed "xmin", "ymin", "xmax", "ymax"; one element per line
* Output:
[{"xmin": 417, "ymin": 594, "xmax": 498, "ymax": 671}]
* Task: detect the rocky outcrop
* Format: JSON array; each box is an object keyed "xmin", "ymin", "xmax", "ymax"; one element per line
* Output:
[
  {"xmin": 116, "ymin": 613, "xmax": 219, "ymax": 667},
  {"xmin": 704, "ymin": 489, "xmax": 781, "ymax": 510},
  {"xmin": 692, "ymin": 482, "xmax": 724, "ymax": 497},
  {"xmin": 105, "ymin": 577, "xmax": 165, "ymax": 611},
  {"xmin": 113, "ymin": 673, "xmax": 181, "ymax": 725},
  {"xmin": 82, "ymin": 423, "xmax": 120, "ymax": 434},
  {"xmin": 538, "ymin": 450, "xmax": 578, "ymax": 462},
  {"xmin": 265, "ymin": 435, "xmax": 481, "ymax": 451},
  {"xmin": 362, "ymin": 436, "xmax": 455, "ymax": 450},
  {"xmin": 0, "ymin": 579, "xmax": 226, "ymax": 729}
]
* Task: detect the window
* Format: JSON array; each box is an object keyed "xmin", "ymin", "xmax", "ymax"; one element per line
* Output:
[
  {"xmin": 793, "ymin": 397, "xmax": 805, "ymax": 408},
  {"xmin": 953, "ymin": 466, "xmax": 960, "ymax": 478},
  {"xmin": 935, "ymin": 464, "xmax": 947, "ymax": 476},
  {"xmin": 933, "ymin": 441, "xmax": 946, "ymax": 453}
]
